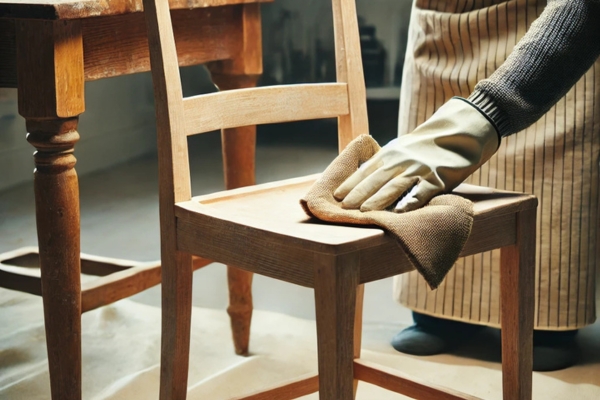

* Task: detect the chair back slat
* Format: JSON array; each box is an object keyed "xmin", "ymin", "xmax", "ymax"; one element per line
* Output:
[{"xmin": 183, "ymin": 83, "xmax": 350, "ymax": 136}]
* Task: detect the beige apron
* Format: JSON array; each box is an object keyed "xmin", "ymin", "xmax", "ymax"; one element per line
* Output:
[{"xmin": 394, "ymin": 0, "xmax": 599, "ymax": 330}]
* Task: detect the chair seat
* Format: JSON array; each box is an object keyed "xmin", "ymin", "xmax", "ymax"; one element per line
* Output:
[{"xmin": 174, "ymin": 173, "xmax": 537, "ymax": 288}]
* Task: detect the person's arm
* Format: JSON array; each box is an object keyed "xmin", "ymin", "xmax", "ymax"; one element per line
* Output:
[
  {"xmin": 335, "ymin": 0, "xmax": 600, "ymax": 212},
  {"xmin": 468, "ymin": 0, "xmax": 600, "ymax": 137}
]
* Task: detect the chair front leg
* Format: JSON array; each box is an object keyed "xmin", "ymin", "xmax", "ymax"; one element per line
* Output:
[
  {"xmin": 500, "ymin": 208, "xmax": 536, "ymax": 400},
  {"xmin": 314, "ymin": 254, "xmax": 360, "ymax": 400},
  {"xmin": 160, "ymin": 251, "xmax": 194, "ymax": 400}
]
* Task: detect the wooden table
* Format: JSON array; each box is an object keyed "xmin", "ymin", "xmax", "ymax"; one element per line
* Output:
[{"xmin": 0, "ymin": 1, "xmax": 269, "ymax": 398}]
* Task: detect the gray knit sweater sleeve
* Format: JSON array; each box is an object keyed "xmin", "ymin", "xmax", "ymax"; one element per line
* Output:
[{"xmin": 466, "ymin": 0, "xmax": 600, "ymax": 137}]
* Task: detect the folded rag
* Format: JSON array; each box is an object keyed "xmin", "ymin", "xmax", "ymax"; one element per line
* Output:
[{"xmin": 300, "ymin": 135, "xmax": 474, "ymax": 289}]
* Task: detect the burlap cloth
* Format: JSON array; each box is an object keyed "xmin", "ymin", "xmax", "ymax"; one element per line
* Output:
[{"xmin": 300, "ymin": 135, "xmax": 474, "ymax": 289}]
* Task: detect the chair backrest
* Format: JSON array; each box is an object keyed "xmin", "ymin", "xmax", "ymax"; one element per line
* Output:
[{"xmin": 143, "ymin": 0, "xmax": 369, "ymax": 204}]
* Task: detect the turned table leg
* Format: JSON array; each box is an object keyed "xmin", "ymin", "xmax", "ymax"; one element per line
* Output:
[
  {"xmin": 210, "ymin": 72, "xmax": 259, "ymax": 356},
  {"xmin": 207, "ymin": 3, "xmax": 262, "ymax": 356},
  {"xmin": 16, "ymin": 19, "xmax": 85, "ymax": 400}
]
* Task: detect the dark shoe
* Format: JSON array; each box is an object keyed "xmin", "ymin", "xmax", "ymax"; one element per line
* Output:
[
  {"xmin": 391, "ymin": 312, "xmax": 483, "ymax": 356},
  {"xmin": 532, "ymin": 330, "xmax": 579, "ymax": 371}
]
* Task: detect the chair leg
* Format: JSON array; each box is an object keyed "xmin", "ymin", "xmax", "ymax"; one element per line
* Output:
[
  {"xmin": 353, "ymin": 284, "xmax": 365, "ymax": 398},
  {"xmin": 227, "ymin": 266, "xmax": 254, "ymax": 355},
  {"xmin": 160, "ymin": 251, "xmax": 194, "ymax": 400},
  {"xmin": 314, "ymin": 254, "xmax": 360, "ymax": 400},
  {"xmin": 500, "ymin": 208, "xmax": 536, "ymax": 400},
  {"xmin": 210, "ymin": 72, "xmax": 260, "ymax": 358}
]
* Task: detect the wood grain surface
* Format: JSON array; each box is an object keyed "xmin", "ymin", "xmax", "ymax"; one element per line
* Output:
[{"xmin": 0, "ymin": 0, "xmax": 272, "ymax": 20}]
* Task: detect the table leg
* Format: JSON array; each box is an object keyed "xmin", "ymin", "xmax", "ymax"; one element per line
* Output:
[
  {"xmin": 210, "ymin": 74, "xmax": 259, "ymax": 190},
  {"xmin": 16, "ymin": 19, "xmax": 85, "ymax": 400},
  {"xmin": 210, "ymin": 73, "xmax": 259, "ymax": 356},
  {"xmin": 207, "ymin": 3, "xmax": 263, "ymax": 356}
]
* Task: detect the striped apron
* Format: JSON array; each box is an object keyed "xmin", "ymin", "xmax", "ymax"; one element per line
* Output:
[{"xmin": 393, "ymin": 0, "xmax": 599, "ymax": 330}]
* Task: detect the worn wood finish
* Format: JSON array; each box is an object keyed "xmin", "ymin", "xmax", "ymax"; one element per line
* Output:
[
  {"xmin": 82, "ymin": 8, "xmax": 241, "ymax": 81},
  {"xmin": 354, "ymin": 360, "xmax": 482, "ymax": 400},
  {"xmin": 0, "ymin": 3, "xmax": 271, "ymax": 88},
  {"xmin": 27, "ymin": 99, "xmax": 83, "ymax": 398},
  {"xmin": 314, "ymin": 253, "xmax": 359, "ymax": 400},
  {"xmin": 232, "ymin": 374, "xmax": 319, "ymax": 400},
  {"xmin": 16, "ymin": 19, "xmax": 85, "ymax": 117},
  {"xmin": 500, "ymin": 208, "xmax": 536, "ymax": 400},
  {"xmin": 0, "ymin": 0, "xmax": 272, "ymax": 20},
  {"xmin": 15, "ymin": 17, "xmax": 84, "ymax": 400},
  {"xmin": 144, "ymin": 0, "xmax": 537, "ymax": 398}
]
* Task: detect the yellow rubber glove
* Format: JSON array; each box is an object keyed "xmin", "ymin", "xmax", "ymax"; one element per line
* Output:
[{"xmin": 334, "ymin": 98, "xmax": 500, "ymax": 212}]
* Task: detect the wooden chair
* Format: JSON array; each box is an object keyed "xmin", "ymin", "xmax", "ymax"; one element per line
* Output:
[{"xmin": 143, "ymin": 0, "xmax": 537, "ymax": 398}]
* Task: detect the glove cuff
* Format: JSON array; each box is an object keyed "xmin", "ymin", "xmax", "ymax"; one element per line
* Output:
[
  {"xmin": 464, "ymin": 91, "xmax": 513, "ymax": 138},
  {"xmin": 452, "ymin": 96, "xmax": 502, "ymax": 145}
]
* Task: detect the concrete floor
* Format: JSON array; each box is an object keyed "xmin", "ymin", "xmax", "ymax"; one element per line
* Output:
[{"xmin": 1, "ymin": 125, "xmax": 599, "ymax": 398}]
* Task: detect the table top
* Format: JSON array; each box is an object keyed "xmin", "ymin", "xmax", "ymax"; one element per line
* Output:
[{"xmin": 0, "ymin": 0, "xmax": 272, "ymax": 20}]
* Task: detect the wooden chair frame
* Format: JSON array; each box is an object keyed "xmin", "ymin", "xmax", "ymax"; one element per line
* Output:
[{"xmin": 143, "ymin": 0, "xmax": 537, "ymax": 398}]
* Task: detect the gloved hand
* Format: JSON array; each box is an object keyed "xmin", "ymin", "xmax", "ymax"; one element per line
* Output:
[{"xmin": 334, "ymin": 98, "xmax": 500, "ymax": 212}]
